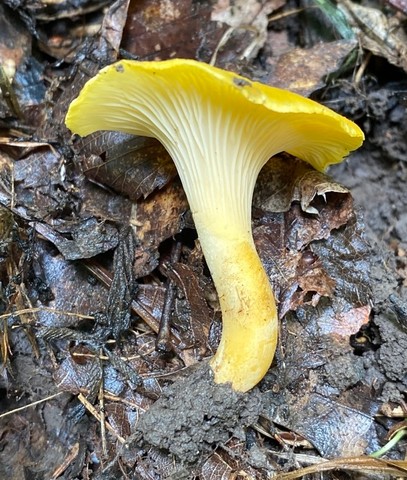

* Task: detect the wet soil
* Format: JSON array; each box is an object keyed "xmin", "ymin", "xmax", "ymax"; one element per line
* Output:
[
  {"xmin": 131, "ymin": 364, "xmax": 262, "ymax": 464},
  {"xmin": 331, "ymin": 124, "xmax": 407, "ymax": 404},
  {"xmin": 0, "ymin": 6, "xmax": 407, "ymax": 479}
]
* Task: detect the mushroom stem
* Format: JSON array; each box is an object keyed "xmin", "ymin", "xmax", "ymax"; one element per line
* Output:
[
  {"xmin": 196, "ymin": 223, "xmax": 278, "ymax": 392},
  {"xmin": 65, "ymin": 58, "xmax": 364, "ymax": 393}
]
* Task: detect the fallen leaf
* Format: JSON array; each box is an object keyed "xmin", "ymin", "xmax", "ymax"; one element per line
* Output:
[
  {"xmin": 211, "ymin": 0, "xmax": 285, "ymax": 62},
  {"xmin": 121, "ymin": 0, "xmax": 225, "ymax": 61},
  {"xmin": 54, "ymin": 346, "xmax": 102, "ymax": 395},
  {"xmin": 319, "ymin": 305, "xmax": 371, "ymax": 337},
  {"xmin": 80, "ymin": 133, "xmax": 177, "ymax": 200},
  {"xmin": 132, "ymin": 179, "xmax": 188, "ymax": 276},
  {"xmin": 165, "ymin": 262, "xmax": 212, "ymax": 352},
  {"xmin": 254, "ymin": 155, "xmax": 350, "ymax": 215},
  {"xmin": 339, "ymin": 0, "xmax": 407, "ymax": 73},
  {"xmin": 35, "ymin": 219, "xmax": 119, "ymax": 261},
  {"xmin": 263, "ymin": 381, "xmax": 379, "ymax": 458},
  {"xmin": 266, "ymin": 40, "xmax": 358, "ymax": 96},
  {"xmin": 253, "ymin": 165, "xmax": 355, "ymax": 315},
  {"xmin": 387, "ymin": 0, "xmax": 407, "ymax": 14}
]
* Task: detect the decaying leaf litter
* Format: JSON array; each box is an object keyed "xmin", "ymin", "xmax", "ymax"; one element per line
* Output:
[{"xmin": 0, "ymin": 0, "xmax": 406, "ymax": 478}]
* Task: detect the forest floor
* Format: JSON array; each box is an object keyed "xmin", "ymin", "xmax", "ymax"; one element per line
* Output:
[{"xmin": 0, "ymin": 0, "xmax": 406, "ymax": 479}]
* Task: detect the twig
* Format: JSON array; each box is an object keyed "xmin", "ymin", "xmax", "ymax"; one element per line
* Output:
[
  {"xmin": 51, "ymin": 442, "xmax": 80, "ymax": 479},
  {"xmin": 0, "ymin": 391, "xmax": 63, "ymax": 419},
  {"xmin": 77, "ymin": 393, "xmax": 126, "ymax": 444},
  {"xmin": 98, "ymin": 357, "xmax": 108, "ymax": 456},
  {"xmin": 156, "ymin": 241, "xmax": 182, "ymax": 353}
]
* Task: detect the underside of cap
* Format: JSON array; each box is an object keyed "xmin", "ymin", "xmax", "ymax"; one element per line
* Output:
[{"xmin": 65, "ymin": 59, "xmax": 364, "ymax": 173}]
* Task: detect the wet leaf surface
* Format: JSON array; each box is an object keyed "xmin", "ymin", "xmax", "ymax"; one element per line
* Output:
[
  {"xmin": 80, "ymin": 133, "xmax": 177, "ymax": 200},
  {"xmin": 254, "ymin": 154, "xmax": 350, "ymax": 214},
  {"xmin": 265, "ymin": 392, "xmax": 378, "ymax": 457},
  {"xmin": 253, "ymin": 163, "xmax": 355, "ymax": 318},
  {"xmin": 104, "ymin": 227, "xmax": 136, "ymax": 339},
  {"xmin": 267, "ymin": 40, "xmax": 358, "ymax": 96},
  {"xmin": 211, "ymin": 0, "xmax": 285, "ymax": 63},
  {"xmin": 259, "ymin": 217, "xmax": 378, "ymax": 460},
  {"xmin": 121, "ymin": 0, "xmax": 226, "ymax": 62},
  {"xmin": 54, "ymin": 346, "xmax": 102, "ymax": 396},
  {"xmin": 36, "ymin": 219, "xmax": 119, "ymax": 260},
  {"xmin": 132, "ymin": 180, "xmax": 189, "ymax": 276}
]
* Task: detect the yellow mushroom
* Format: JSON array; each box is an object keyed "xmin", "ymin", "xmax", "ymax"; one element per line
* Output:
[{"xmin": 65, "ymin": 59, "xmax": 364, "ymax": 392}]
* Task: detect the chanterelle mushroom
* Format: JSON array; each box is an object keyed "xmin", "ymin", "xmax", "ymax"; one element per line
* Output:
[{"xmin": 65, "ymin": 59, "xmax": 364, "ymax": 392}]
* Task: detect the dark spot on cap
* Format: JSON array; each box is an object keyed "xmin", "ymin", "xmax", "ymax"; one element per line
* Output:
[
  {"xmin": 115, "ymin": 64, "xmax": 125, "ymax": 73},
  {"xmin": 233, "ymin": 77, "xmax": 252, "ymax": 88}
]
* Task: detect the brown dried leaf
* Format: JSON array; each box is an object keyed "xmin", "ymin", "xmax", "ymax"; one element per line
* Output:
[
  {"xmin": 121, "ymin": 0, "xmax": 225, "ymax": 62},
  {"xmin": 200, "ymin": 437, "xmax": 269, "ymax": 479},
  {"xmin": 132, "ymin": 180, "xmax": 188, "ymax": 276},
  {"xmin": 339, "ymin": 0, "xmax": 407, "ymax": 73},
  {"xmin": 254, "ymin": 155, "xmax": 350, "ymax": 214},
  {"xmin": 254, "ymin": 185, "xmax": 354, "ymax": 315},
  {"xmin": 105, "ymin": 402, "xmax": 131, "ymax": 438},
  {"xmin": 135, "ymin": 284, "xmax": 166, "ymax": 328},
  {"xmin": 54, "ymin": 346, "xmax": 102, "ymax": 395},
  {"xmin": 81, "ymin": 133, "xmax": 177, "ymax": 200},
  {"xmin": 285, "ymin": 196, "xmax": 354, "ymax": 249},
  {"xmin": 166, "ymin": 262, "xmax": 212, "ymax": 352},
  {"xmin": 211, "ymin": 0, "xmax": 285, "ymax": 63},
  {"xmin": 278, "ymin": 251, "xmax": 336, "ymax": 317},
  {"xmin": 267, "ymin": 40, "xmax": 357, "ymax": 96},
  {"xmin": 130, "ymin": 448, "xmax": 179, "ymax": 479},
  {"xmin": 201, "ymin": 452, "xmax": 233, "ymax": 479}
]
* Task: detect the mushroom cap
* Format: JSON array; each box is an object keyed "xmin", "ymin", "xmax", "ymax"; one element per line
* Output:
[
  {"xmin": 66, "ymin": 59, "xmax": 364, "ymax": 174},
  {"xmin": 66, "ymin": 59, "xmax": 364, "ymax": 238}
]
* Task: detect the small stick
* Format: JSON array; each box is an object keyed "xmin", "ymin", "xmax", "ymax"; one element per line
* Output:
[
  {"xmin": 156, "ymin": 241, "xmax": 182, "ymax": 353},
  {"xmin": 51, "ymin": 442, "xmax": 80, "ymax": 479},
  {"xmin": 99, "ymin": 350, "xmax": 107, "ymax": 457},
  {"xmin": 77, "ymin": 393, "xmax": 125, "ymax": 444},
  {"xmin": 0, "ymin": 392, "xmax": 63, "ymax": 419}
]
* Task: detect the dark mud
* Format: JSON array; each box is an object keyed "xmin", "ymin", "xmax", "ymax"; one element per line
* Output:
[
  {"xmin": 330, "ymin": 84, "xmax": 407, "ymax": 402},
  {"xmin": 130, "ymin": 364, "xmax": 261, "ymax": 464}
]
